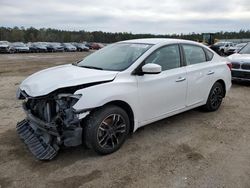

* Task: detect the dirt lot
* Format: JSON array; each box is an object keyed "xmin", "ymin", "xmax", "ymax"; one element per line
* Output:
[{"xmin": 0, "ymin": 52, "xmax": 250, "ymax": 188}]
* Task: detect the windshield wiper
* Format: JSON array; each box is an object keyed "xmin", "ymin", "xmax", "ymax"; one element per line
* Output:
[
  {"xmin": 79, "ymin": 65, "xmax": 103, "ymax": 70},
  {"xmin": 72, "ymin": 60, "xmax": 83, "ymax": 66}
]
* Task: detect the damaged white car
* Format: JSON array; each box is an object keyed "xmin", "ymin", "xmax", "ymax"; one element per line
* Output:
[{"xmin": 16, "ymin": 38, "xmax": 232, "ymax": 160}]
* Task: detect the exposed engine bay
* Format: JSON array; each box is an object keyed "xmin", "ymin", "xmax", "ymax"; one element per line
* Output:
[{"xmin": 17, "ymin": 90, "xmax": 87, "ymax": 160}]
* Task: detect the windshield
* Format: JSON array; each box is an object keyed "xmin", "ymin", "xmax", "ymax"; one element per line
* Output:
[
  {"xmin": 51, "ymin": 43, "xmax": 62, "ymax": 47},
  {"xmin": 12, "ymin": 43, "xmax": 25, "ymax": 47},
  {"xmin": 236, "ymin": 43, "xmax": 247, "ymax": 48},
  {"xmin": 0, "ymin": 41, "xmax": 9, "ymax": 45},
  {"xmin": 239, "ymin": 43, "xmax": 250, "ymax": 54},
  {"xmin": 77, "ymin": 43, "xmax": 152, "ymax": 71},
  {"xmin": 64, "ymin": 43, "xmax": 73, "ymax": 47}
]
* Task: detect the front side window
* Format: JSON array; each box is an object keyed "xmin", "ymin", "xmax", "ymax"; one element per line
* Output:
[
  {"xmin": 239, "ymin": 43, "xmax": 250, "ymax": 54},
  {"xmin": 183, "ymin": 45, "xmax": 206, "ymax": 65},
  {"xmin": 145, "ymin": 45, "xmax": 181, "ymax": 71},
  {"xmin": 77, "ymin": 43, "xmax": 152, "ymax": 71}
]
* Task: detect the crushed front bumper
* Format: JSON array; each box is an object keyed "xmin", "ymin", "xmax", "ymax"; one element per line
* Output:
[
  {"xmin": 16, "ymin": 119, "xmax": 59, "ymax": 160},
  {"xmin": 16, "ymin": 89, "xmax": 91, "ymax": 160},
  {"xmin": 16, "ymin": 102, "xmax": 86, "ymax": 160}
]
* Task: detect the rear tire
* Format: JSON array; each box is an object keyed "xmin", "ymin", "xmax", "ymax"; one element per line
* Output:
[
  {"xmin": 83, "ymin": 105, "xmax": 130, "ymax": 155},
  {"xmin": 202, "ymin": 82, "xmax": 224, "ymax": 112}
]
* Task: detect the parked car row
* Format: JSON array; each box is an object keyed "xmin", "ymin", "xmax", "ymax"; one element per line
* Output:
[
  {"xmin": 0, "ymin": 41, "xmax": 106, "ymax": 53},
  {"xmin": 210, "ymin": 42, "xmax": 247, "ymax": 56}
]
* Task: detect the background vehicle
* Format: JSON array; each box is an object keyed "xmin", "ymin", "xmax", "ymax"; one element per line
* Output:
[
  {"xmin": 227, "ymin": 43, "xmax": 247, "ymax": 55},
  {"xmin": 228, "ymin": 42, "xmax": 250, "ymax": 81},
  {"xmin": 29, "ymin": 42, "xmax": 48, "ymax": 53},
  {"xmin": 10, "ymin": 42, "xmax": 30, "ymax": 53},
  {"xmin": 16, "ymin": 39, "xmax": 231, "ymax": 160},
  {"xmin": 210, "ymin": 42, "xmax": 234, "ymax": 56},
  {"xmin": 62, "ymin": 43, "xmax": 77, "ymax": 52},
  {"xmin": 46, "ymin": 42, "xmax": 64, "ymax": 52},
  {"xmin": 72, "ymin": 43, "xmax": 89, "ymax": 51},
  {"xmin": 0, "ymin": 41, "xmax": 11, "ymax": 53},
  {"xmin": 90, "ymin": 42, "xmax": 104, "ymax": 50},
  {"xmin": 85, "ymin": 42, "xmax": 92, "ymax": 49}
]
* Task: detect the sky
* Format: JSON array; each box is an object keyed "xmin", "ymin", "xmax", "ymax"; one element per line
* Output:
[{"xmin": 0, "ymin": 0, "xmax": 250, "ymax": 34}]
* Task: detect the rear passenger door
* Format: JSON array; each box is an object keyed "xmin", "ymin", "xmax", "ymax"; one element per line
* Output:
[{"xmin": 182, "ymin": 44, "xmax": 214, "ymax": 106}]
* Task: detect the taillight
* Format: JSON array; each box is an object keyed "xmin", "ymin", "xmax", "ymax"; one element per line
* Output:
[{"xmin": 227, "ymin": 62, "xmax": 232, "ymax": 71}]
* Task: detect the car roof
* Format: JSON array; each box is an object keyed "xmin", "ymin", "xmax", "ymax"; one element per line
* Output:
[{"xmin": 119, "ymin": 38, "xmax": 199, "ymax": 45}]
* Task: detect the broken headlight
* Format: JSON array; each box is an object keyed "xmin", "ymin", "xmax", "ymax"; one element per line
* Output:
[
  {"xmin": 57, "ymin": 94, "xmax": 82, "ymax": 107},
  {"xmin": 16, "ymin": 87, "xmax": 27, "ymax": 100}
]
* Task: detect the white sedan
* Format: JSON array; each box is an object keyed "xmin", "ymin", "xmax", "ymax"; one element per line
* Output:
[
  {"xmin": 16, "ymin": 38, "xmax": 232, "ymax": 160},
  {"xmin": 228, "ymin": 42, "xmax": 250, "ymax": 81}
]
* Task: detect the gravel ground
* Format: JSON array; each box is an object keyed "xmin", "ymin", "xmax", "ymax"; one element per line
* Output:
[{"xmin": 0, "ymin": 52, "xmax": 250, "ymax": 188}]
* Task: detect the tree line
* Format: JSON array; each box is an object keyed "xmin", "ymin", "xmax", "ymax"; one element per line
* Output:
[{"xmin": 1, "ymin": 26, "xmax": 250, "ymax": 43}]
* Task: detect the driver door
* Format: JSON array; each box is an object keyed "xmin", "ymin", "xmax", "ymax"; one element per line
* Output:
[{"xmin": 136, "ymin": 44, "xmax": 187, "ymax": 124}]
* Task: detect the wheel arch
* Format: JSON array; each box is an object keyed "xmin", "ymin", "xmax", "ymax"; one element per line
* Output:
[
  {"xmin": 215, "ymin": 79, "xmax": 226, "ymax": 97},
  {"xmin": 104, "ymin": 100, "xmax": 135, "ymax": 133}
]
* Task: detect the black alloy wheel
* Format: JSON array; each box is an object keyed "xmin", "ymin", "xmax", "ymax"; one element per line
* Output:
[
  {"xmin": 210, "ymin": 86, "xmax": 223, "ymax": 109},
  {"xmin": 202, "ymin": 82, "xmax": 224, "ymax": 112},
  {"xmin": 84, "ymin": 105, "xmax": 130, "ymax": 155},
  {"xmin": 97, "ymin": 114, "xmax": 127, "ymax": 149}
]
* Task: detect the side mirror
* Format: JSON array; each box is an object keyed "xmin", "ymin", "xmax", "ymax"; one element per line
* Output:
[{"xmin": 142, "ymin": 64, "xmax": 162, "ymax": 74}]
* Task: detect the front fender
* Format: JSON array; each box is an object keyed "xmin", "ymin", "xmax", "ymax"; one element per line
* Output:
[{"xmin": 72, "ymin": 78, "xmax": 140, "ymax": 130}]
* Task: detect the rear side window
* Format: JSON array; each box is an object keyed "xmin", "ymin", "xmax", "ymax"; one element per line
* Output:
[
  {"xmin": 204, "ymin": 48, "xmax": 214, "ymax": 61},
  {"xmin": 145, "ymin": 45, "xmax": 181, "ymax": 71},
  {"xmin": 182, "ymin": 44, "xmax": 206, "ymax": 65}
]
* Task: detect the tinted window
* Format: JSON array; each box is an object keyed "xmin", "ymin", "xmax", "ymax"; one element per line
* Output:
[
  {"xmin": 183, "ymin": 45, "xmax": 206, "ymax": 65},
  {"xmin": 204, "ymin": 48, "xmax": 214, "ymax": 61},
  {"xmin": 145, "ymin": 45, "xmax": 181, "ymax": 71}
]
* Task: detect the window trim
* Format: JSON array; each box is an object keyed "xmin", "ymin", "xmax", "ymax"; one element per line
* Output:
[{"xmin": 132, "ymin": 44, "xmax": 184, "ymax": 75}]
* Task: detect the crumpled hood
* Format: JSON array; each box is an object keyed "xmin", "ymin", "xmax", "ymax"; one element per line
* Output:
[
  {"xmin": 20, "ymin": 64, "xmax": 118, "ymax": 97},
  {"xmin": 228, "ymin": 54, "xmax": 250, "ymax": 63}
]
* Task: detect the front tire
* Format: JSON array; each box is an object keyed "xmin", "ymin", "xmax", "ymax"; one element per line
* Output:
[
  {"xmin": 83, "ymin": 105, "xmax": 130, "ymax": 155},
  {"xmin": 202, "ymin": 82, "xmax": 224, "ymax": 112}
]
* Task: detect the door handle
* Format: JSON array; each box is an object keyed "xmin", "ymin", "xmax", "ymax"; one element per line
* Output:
[
  {"xmin": 207, "ymin": 70, "xmax": 215, "ymax": 75},
  {"xmin": 175, "ymin": 77, "xmax": 186, "ymax": 82}
]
